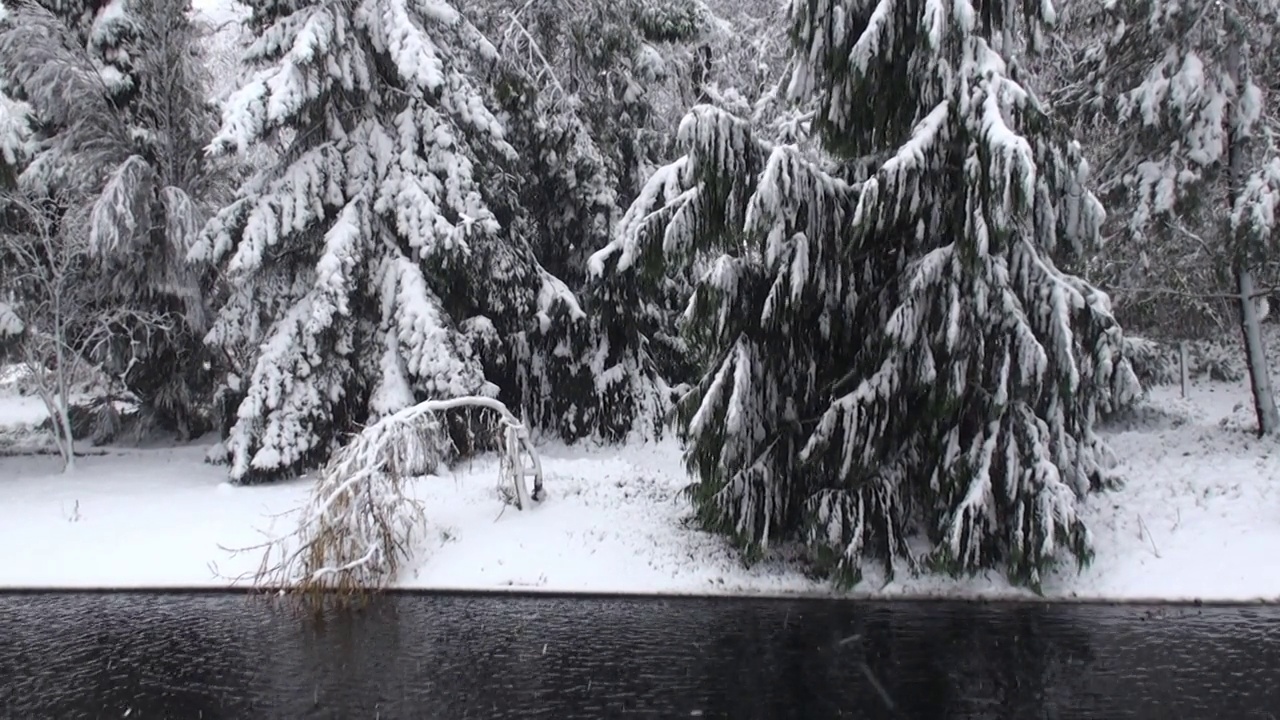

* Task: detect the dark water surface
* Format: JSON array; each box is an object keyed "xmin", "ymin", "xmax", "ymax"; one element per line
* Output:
[{"xmin": 1, "ymin": 593, "xmax": 1278, "ymax": 719}]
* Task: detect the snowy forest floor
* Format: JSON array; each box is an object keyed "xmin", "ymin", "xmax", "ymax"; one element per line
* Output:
[{"xmin": 1, "ymin": 373, "xmax": 1278, "ymax": 601}]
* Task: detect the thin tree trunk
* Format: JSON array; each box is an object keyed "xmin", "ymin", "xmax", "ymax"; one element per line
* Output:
[
  {"xmin": 27, "ymin": 347, "xmax": 73, "ymax": 470},
  {"xmin": 1001, "ymin": 0, "xmax": 1016, "ymax": 58},
  {"xmin": 58, "ymin": 400, "xmax": 76, "ymax": 473},
  {"xmin": 1235, "ymin": 263, "xmax": 1278, "ymax": 435},
  {"xmin": 1226, "ymin": 35, "xmax": 1280, "ymax": 436},
  {"xmin": 57, "ymin": 356, "xmax": 76, "ymax": 473},
  {"xmin": 55, "ymin": 353, "xmax": 76, "ymax": 472},
  {"xmin": 35, "ymin": 382, "xmax": 71, "ymax": 469},
  {"xmin": 52, "ymin": 283, "xmax": 76, "ymax": 471}
]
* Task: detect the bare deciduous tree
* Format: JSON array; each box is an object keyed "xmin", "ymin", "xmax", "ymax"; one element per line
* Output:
[
  {"xmin": 2, "ymin": 195, "xmax": 86, "ymax": 470},
  {"xmin": 2, "ymin": 193, "xmax": 183, "ymax": 468}
]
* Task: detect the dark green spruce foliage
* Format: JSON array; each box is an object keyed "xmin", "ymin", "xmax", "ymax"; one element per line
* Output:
[
  {"xmin": 602, "ymin": 0, "xmax": 1141, "ymax": 589},
  {"xmin": 484, "ymin": 0, "xmax": 712, "ymax": 440}
]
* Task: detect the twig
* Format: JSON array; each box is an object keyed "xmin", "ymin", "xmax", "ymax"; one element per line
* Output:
[
  {"xmin": 503, "ymin": 9, "xmax": 570, "ymax": 107},
  {"xmin": 1136, "ymin": 514, "xmax": 1161, "ymax": 558},
  {"xmin": 1110, "ymin": 285, "xmax": 1279, "ymax": 301},
  {"xmin": 1162, "ymin": 219, "xmax": 1217, "ymax": 259}
]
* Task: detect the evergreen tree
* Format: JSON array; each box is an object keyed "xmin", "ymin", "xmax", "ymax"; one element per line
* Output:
[
  {"xmin": 0, "ymin": 0, "xmax": 224, "ymax": 438},
  {"xmin": 0, "ymin": 3, "xmax": 33, "ymax": 352},
  {"xmin": 197, "ymin": 0, "xmax": 590, "ymax": 482},
  {"xmin": 0, "ymin": 87, "xmax": 30, "ymax": 188},
  {"xmin": 92, "ymin": 0, "xmax": 229, "ymax": 437},
  {"xmin": 461, "ymin": 0, "xmax": 714, "ymax": 440},
  {"xmin": 0, "ymin": 2, "xmax": 32, "ymax": 188},
  {"xmin": 1054, "ymin": 0, "xmax": 1280, "ymax": 433},
  {"xmin": 464, "ymin": 0, "xmax": 799, "ymax": 442},
  {"xmin": 598, "ymin": 0, "xmax": 1140, "ymax": 587},
  {"xmin": 15, "ymin": 0, "xmax": 142, "ymax": 100},
  {"xmin": 1031, "ymin": 23, "xmax": 1225, "ymax": 339}
]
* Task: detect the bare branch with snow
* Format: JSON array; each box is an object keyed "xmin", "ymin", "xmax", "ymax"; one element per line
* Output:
[{"xmin": 1, "ymin": 194, "xmax": 87, "ymax": 470}]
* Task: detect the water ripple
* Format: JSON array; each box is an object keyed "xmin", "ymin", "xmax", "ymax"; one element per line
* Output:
[{"xmin": 1, "ymin": 594, "xmax": 1277, "ymax": 719}]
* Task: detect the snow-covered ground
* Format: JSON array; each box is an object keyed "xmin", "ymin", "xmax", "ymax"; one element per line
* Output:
[{"xmin": 1, "ymin": 378, "xmax": 1277, "ymax": 601}]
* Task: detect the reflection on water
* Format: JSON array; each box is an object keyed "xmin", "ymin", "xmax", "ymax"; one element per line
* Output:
[{"xmin": 0, "ymin": 593, "xmax": 1277, "ymax": 719}]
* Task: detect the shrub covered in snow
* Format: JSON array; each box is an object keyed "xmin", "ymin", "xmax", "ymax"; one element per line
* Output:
[{"xmin": 1123, "ymin": 336, "xmax": 1180, "ymax": 387}]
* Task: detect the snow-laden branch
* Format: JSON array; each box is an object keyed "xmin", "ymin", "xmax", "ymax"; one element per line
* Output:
[
  {"xmin": 222, "ymin": 395, "xmax": 544, "ymax": 604},
  {"xmin": 0, "ymin": 302, "xmax": 22, "ymax": 338}
]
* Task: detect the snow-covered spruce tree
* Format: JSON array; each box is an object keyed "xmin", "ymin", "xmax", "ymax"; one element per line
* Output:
[
  {"xmin": 595, "ymin": 0, "xmax": 809, "ymax": 419},
  {"xmin": 580, "ymin": 0, "xmax": 821, "ymax": 441},
  {"xmin": 600, "ymin": 1, "xmax": 1140, "ymax": 587},
  {"xmin": 478, "ymin": 0, "xmax": 801, "ymax": 442},
  {"xmin": 0, "ymin": 4, "xmax": 33, "ymax": 359},
  {"xmin": 1054, "ymin": 0, "xmax": 1280, "ymax": 434},
  {"xmin": 197, "ymin": 0, "xmax": 583, "ymax": 481},
  {"xmin": 91, "ymin": 0, "xmax": 229, "ymax": 438},
  {"xmin": 459, "ymin": 0, "xmax": 714, "ymax": 440},
  {"xmin": 441, "ymin": 0, "xmax": 616, "ymax": 440},
  {"xmin": 0, "ymin": 3, "xmax": 133, "ymax": 200},
  {"xmin": 10, "ymin": 0, "xmax": 142, "ymax": 101},
  {"xmin": 490, "ymin": 0, "xmax": 713, "ymax": 206},
  {"xmin": 0, "ymin": 96, "xmax": 30, "ymax": 190},
  {"xmin": 0, "ymin": 31, "xmax": 32, "ymax": 190},
  {"xmin": 0, "ymin": 0, "xmax": 226, "ymax": 439}
]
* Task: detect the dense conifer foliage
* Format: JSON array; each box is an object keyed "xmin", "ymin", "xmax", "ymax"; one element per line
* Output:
[
  {"xmin": 0, "ymin": 0, "xmax": 225, "ymax": 439},
  {"xmin": 599, "ymin": 0, "xmax": 1141, "ymax": 587}
]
